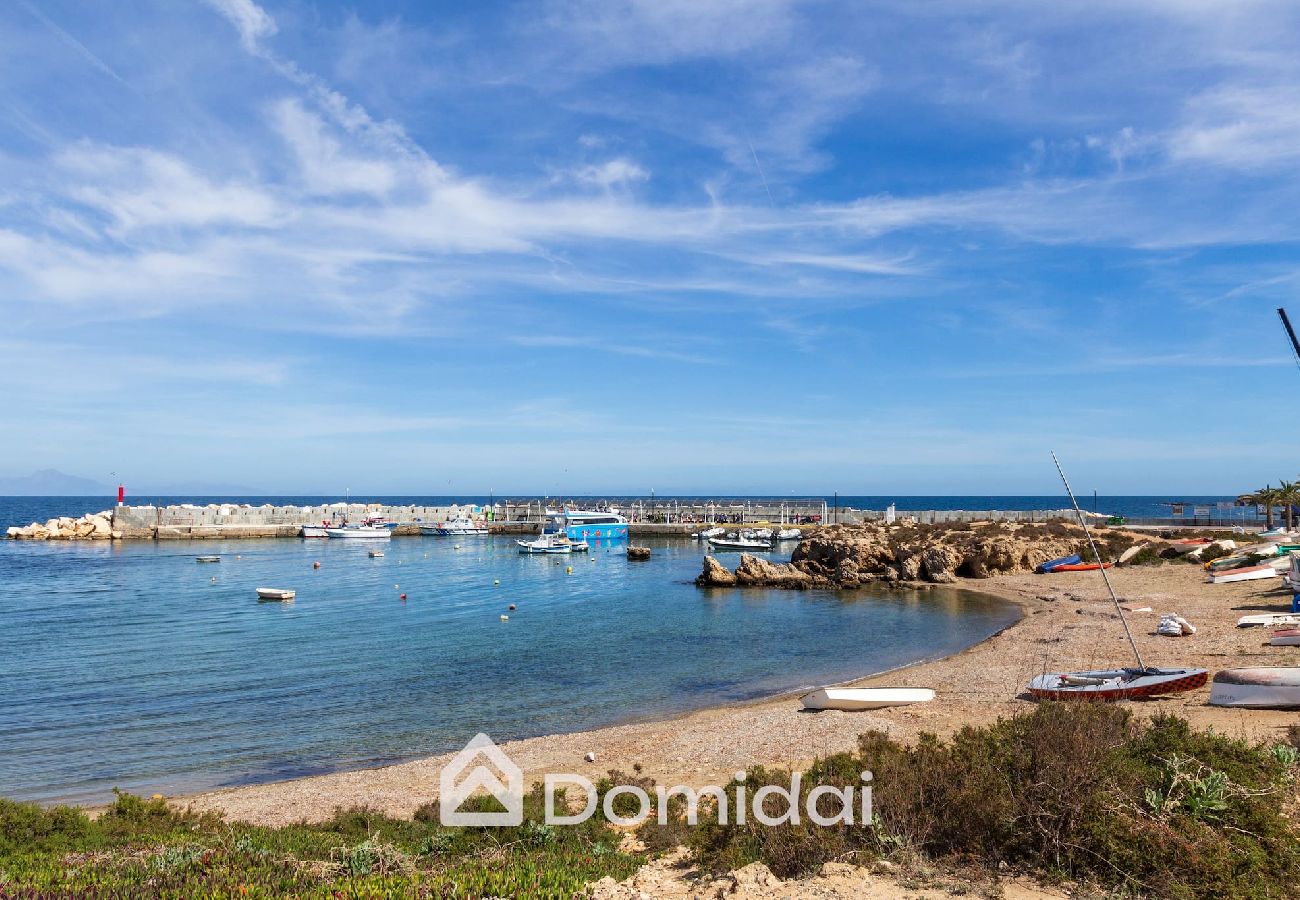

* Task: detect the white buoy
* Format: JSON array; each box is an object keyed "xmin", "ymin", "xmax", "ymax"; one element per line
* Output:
[
  {"xmin": 500, "ymin": 614, "xmax": 509, "ymax": 622},
  {"xmin": 584, "ymin": 751, "xmax": 596, "ymax": 763},
  {"xmin": 494, "ymin": 579, "xmax": 500, "ymax": 586}
]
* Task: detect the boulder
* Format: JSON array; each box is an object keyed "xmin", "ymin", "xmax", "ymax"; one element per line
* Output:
[
  {"xmin": 626, "ymin": 546, "xmax": 652, "ymax": 560},
  {"xmin": 920, "ymin": 545, "xmax": 960, "ymax": 582},
  {"xmin": 695, "ymin": 555, "xmax": 737, "ymax": 587},
  {"xmin": 734, "ymin": 553, "xmax": 813, "ymax": 588}
]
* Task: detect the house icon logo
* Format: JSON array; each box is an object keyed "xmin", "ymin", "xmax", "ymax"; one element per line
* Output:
[{"xmin": 439, "ymin": 733, "xmax": 524, "ymax": 826}]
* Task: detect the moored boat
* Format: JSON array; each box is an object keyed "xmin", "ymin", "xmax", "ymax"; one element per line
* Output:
[
  {"xmin": 1209, "ymin": 667, "xmax": 1300, "ymax": 708},
  {"xmin": 801, "ymin": 687, "xmax": 935, "ymax": 710},
  {"xmin": 195, "ymin": 555, "xmax": 220, "ymax": 563},
  {"xmin": 301, "ymin": 524, "xmax": 329, "ymax": 538},
  {"xmin": 426, "ymin": 517, "xmax": 489, "ymax": 536},
  {"xmin": 775, "ymin": 528, "xmax": 802, "ymax": 542},
  {"xmin": 326, "ymin": 525, "xmax": 391, "ymax": 540},
  {"xmin": 707, "ymin": 536, "xmax": 772, "ymax": 551},
  {"xmin": 693, "ymin": 527, "xmax": 725, "ymax": 540},
  {"xmin": 256, "ymin": 588, "xmax": 296, "ymax": 601},
  {"xmin": 554, "ymin": 508, "xmax": 628, "ymax": 542}
]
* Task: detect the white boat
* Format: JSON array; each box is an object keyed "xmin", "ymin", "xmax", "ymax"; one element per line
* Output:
[
  {"xmin": 748, "ymin": 528, "xmax": 774, "ymax": 540},
  {"xmin": 517, "ymin": 533, "xmax": 577, "ymax": 554},
  {"xmin": 326, "ymin": 525, "xmax": 391, "ymax": 540},
  {"xmin": 775, "ymin": 528, "xmax": 802, "ymax": 541},
  {"xmin": 1268, "ymin": 629, "xmax": 1300, "ymax": 646},
  {"xmin": 195, "ymin": 555, "xmax": 220, "ymax": 563},
  {"xmin": 693, "ymin": 527, "xmax": 725, "ymax": 540},
  {"xmin": 1237, "ymin": 613, "xmax": 1300, "ymax": 628},
  {"xmin": 708, "ymin": 536, "xmax": 772, "ymax": 551},
  {"xmin": 301, "ymin": 525, "xmax": 329, "ymax": 538},
  {"xmin": 368, "ymin": 550, "xmax": 384, "ymax": 558},
  {"xmin": 801, "ymin": 687, "xmax": 935, "ymax": 711},
  {"xmin": 427, "ymin": 517, "xmax": 489, "ymax": 536},
  {"xmin": 256, "ymin": 588, "xmax": 295, "ymax": 601},
  {"xmin": 1209, "ymin": 667, "xmax": 1300, "ymax": 708},
  {"xmin": 1206, "ymin": 565, "xmax": 1279, "ymax": 584}
]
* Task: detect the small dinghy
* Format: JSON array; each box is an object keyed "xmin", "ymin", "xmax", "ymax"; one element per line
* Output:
[
  {"xmin": 368, "ymin": 550, "xmax": 384, "ymax": 558},
  {"xmin": 1168, "ymin": 538, "xmax": 1212, "ymax": 554},
  {"xmin": 775, "ymin": 528, "xmax": 802, "ymax": 542},
  {"xmin": 256, "ymin": 588, "xmax": 296, "ymax": 602},
  {"xmin": 707, "ymin": 536, "xmax": 772, "ymax": 551},
  {"xmin": 1209, "ymin": 667, "xmax": 1300, "ymax": 708},
  {"xmin": 1036, "ymin": 553, "xmax": 1081, "ymax": 573},
  {"xmin": 1268, "ymin": 628, "xmax": 1300, "ymax": 646},
  {"xmin": 1207, "ymin": 565, "xmax": 1279, "ymax": 584},
  {"xmin": 1028, "ymin": 667, "xmax": 1208, "ymax": 700},
  {"xmin": 1026, "ymin": 453, "xmax": 1207, "ymax": 702},
  {"xmin": 195, "ymin": 555, "xmax": 221, "ymax": 563},
  {"xmin": 1237, "ymin": 613, "xmax": 1300, "ymax": 628},
  {"xmin": 801, "ymin": 687, "xmax": 935, "ymax": 711},
  {"xmin": 1049, "ymin": 562, "xmax": 1112, "ymax": 572}
]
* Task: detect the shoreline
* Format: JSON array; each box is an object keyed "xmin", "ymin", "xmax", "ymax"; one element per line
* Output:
[{"xmin": 122, "ymin": 565, "xmax": 1300, "ymax": 825}]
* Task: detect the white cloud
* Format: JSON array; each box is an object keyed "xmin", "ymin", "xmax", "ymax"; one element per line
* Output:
[
  {"xmin": 573, "ymin": 158, "xmax": 649, "ymax": 189},
  {"xmin": 205, "ymin": 0, "xmax": 277, "ymax": 53},
  {"xmin": 1170, "ymin": 84, "xmax": 1300, "ymax": 169},
  {"xmin": 271, "ymin": 98, "xmax": 401, "ymax": 197}
]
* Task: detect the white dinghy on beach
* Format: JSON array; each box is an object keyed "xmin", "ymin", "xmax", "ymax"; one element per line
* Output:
[
  {"xmin": 801, "ymin": 687, "xmax": 935, "ymax": 711},
  {"xmin": 1209, "ymin": 667, "xmax": 1300, "ymax": 708}
]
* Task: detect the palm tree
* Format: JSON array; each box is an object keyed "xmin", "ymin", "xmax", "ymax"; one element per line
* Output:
[
  {"xmin": 1279, "ymin": 481, "xmax": 1300, "ymax": 532},
  {"xmin": 1243, "ymin": 485, "xmax": 1278, "ymax": 529}
]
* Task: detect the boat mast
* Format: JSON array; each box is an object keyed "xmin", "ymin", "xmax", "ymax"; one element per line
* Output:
[
  {"xmin": 1051, "ymin": 452, "xmax": 1147, "ymax": 671},
  {"xmin": 1277, "ymin": 308, "xmax": 1300, "ymax": 371}
]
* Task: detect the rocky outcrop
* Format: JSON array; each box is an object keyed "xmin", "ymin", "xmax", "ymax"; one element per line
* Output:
[
  {"xmin": 5, "ymin": 511, "xmax": 114, "ymax": 540},
  {"xmin": 626, "ymin": 546, "xmax": 652, "ymax": 560},
  {"xmin": 698, "ymin": 522, "xmax": 1125, "ymax": 589},
  {"xmin": 695, "ymin": 555, "xmax": 738, "ymax": 586}
]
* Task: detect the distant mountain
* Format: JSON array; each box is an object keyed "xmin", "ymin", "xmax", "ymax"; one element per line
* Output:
[{"xmin": 0, "ymin": 469, "xmax": 112, "ymax": 496}]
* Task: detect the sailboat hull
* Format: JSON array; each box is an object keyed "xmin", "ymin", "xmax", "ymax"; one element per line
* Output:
[{"xmin": 1028, "ymin": 667, "xmax": 1208, "ymax": 701}]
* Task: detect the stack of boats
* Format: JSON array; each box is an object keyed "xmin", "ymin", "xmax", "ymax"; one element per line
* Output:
[
  {"xmin": 702, "ymin": 527, "xmax": 801, "ymax": 551},
  {"xmin": 1203, "ymin": 540, "xmax": 1290, "ymax": 583}
]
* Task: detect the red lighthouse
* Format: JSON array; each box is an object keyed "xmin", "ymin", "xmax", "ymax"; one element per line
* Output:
[{"xmin": 117, "ymin": 484, "xmax": 125, "ymax": 506}]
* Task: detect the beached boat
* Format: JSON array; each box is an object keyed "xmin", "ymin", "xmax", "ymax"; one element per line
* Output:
[
  {"xmin": 708, "ymin": 536, "xmax": 772, "ymax": 551},
  {"xmin": 801, "ymin": 687, "xmax": 935, "ymax": 711},
  {"xmin": 1268, "ymin": 629, "xmax": 1300, "ymax": 646},
  {"xmin": 1209, "ymin": 667, "xmax": 1300, "ymax": 708},
  {"xmin": 1049, "ymin": 562, "xmax": 1112, "ymax": 572},
  {"xmin": 1206, "ymin": 565, "xmax": 1279, "ymax": 584},
  {"xmin": 1036, "ymin": 553, "xmax": 1081, "ymax": 573},
  {"xmin": 255, "ymin": 588, "xmax": 295, "ymax": 601},
  {"xmin": 775, "ymin": 528, "xmax": 802, "ymax": 542},
  {"xmin": 195, "ymin": 555, "xmax": 220, "ymax": 563},
  {"xmin": 1168, "ymin": 538, "xmax": 1212, "ymax": 554},
  {"xmin": 301, "ymin": 525, "xmax": 329, "ymax": 538},
  {"xmin": 1028, "ymin": 667, "xmax": 1209, "ymax": 700},
  {"xmin": 326, "ymin": 525, "xmax": 391, "ymax": 540},
  {"xmin": 1025, "ymin": 453, "xmax": 1207, "ymax": 702},
  {"xmin": 1237, "ymin": 613, "xmax": 1300, "ymax": 628}
]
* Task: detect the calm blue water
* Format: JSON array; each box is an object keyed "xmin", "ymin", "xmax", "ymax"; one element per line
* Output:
[
  {"xmin": 0, "ymin": 495, "xmax": 1242, "ymax": 529},
  {"xmin": 0, "ymin": 533, "xmax": 1020, "ymax": 805}
]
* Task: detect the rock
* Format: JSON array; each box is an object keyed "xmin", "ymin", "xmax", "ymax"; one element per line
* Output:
[
  {"xmin": 90, "ymin": 514, "xmax": 112, "ymax": 536},
  {"xmin": 626, "ymin": 546, "xmax": 651, "ymax": 560},
  {"xmin": 584, "ymin": 751, "xmax": 596, "ymax": 762},
  {"xmin": 696, "ymin": 555, "xmax": 737, "ymax": 587},
  {"xmin": 734, "ymin": 553, "xmax": 813, "ymax": 588}
]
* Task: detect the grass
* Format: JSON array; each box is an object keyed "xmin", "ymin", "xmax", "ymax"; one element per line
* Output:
[{"xmin": 2, "ymin": 708, "xmax": 1296, "ymax": 898}]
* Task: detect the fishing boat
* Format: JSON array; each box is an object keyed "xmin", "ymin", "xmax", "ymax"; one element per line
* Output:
[
  {"xmin": 301, "ymin": 524, "xmax": 329, "ymax": 538},
  {"xmin": 326, "ymin": 523, "xmax": 391, "ymax": 540},
  {"xmin": 256, "ymin": 588, "xmax": 295, "ymax": 601},
  {"xmin": 1268, "ymin": 629, "xmax": 1300, "ymax": 646},
  {"xmin": 707, "ymin": 536, "xmax": 772, "ymax": 551},
  {"xmin": 1036, "ymin": 553, "xmax": 1081, "ymax": 573},
  {"xmin": 517, "ymin": 533, "xmax": 577, "ymax": 554},
  {"xmin": 1237, "ymin": 613, "xmax": 1300, "ymax": 628},
  {"xmin": 1206, "ymin": 565, "xmax": 1279, "ymax": 584},
  {"xmin": 195, "ymin": 555, "xmax": 220, "ymax": 563},
  {"xmin": 801, "ymin": 687, "xmax": 935, "ymax": 711},
  {"xmin": 1209, "ymin": 667, "xmax": 1300, "ymax": 708},
  {"xmin": 1026, "ymin": 453, "xmax": 1207, "ymax": 702}
]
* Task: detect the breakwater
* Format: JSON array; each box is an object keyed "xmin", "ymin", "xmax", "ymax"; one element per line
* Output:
[{"xmin": 5, "ymin": 500, "xmax": 1082, "ymax": 541}]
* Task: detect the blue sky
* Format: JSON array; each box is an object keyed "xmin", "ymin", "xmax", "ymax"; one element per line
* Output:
[{"xmin": 3, "ymin": 0, "xmax": 1300, "ymax": 495}]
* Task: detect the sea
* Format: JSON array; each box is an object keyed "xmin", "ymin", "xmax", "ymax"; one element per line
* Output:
[{"xmin": 0, "ymin": 495, "xmax": 1231, "ymax": 806}]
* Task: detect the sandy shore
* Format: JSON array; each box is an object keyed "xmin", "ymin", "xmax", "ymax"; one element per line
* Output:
[{"xmin": 180, "ymin": 560, "xmax": 1299, "ymax": 826}]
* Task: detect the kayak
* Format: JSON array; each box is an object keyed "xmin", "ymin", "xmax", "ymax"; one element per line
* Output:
[
  {"xmin": 1049, "ymin": 562, "xmax": 1113, "ymax": 572},
  {"xmin": 1037, "ymin": 553, "xmax": 1082, "ymax": 573}
]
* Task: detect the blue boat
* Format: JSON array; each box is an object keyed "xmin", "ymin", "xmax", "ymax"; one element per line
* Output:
[
  {"xmin": 1037, "ymin": 553, "xmax": 1082, "ymax": 574},
  {"xmin": 549, "ymin": 508, "xmax": 629, "ymax": 542}
]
